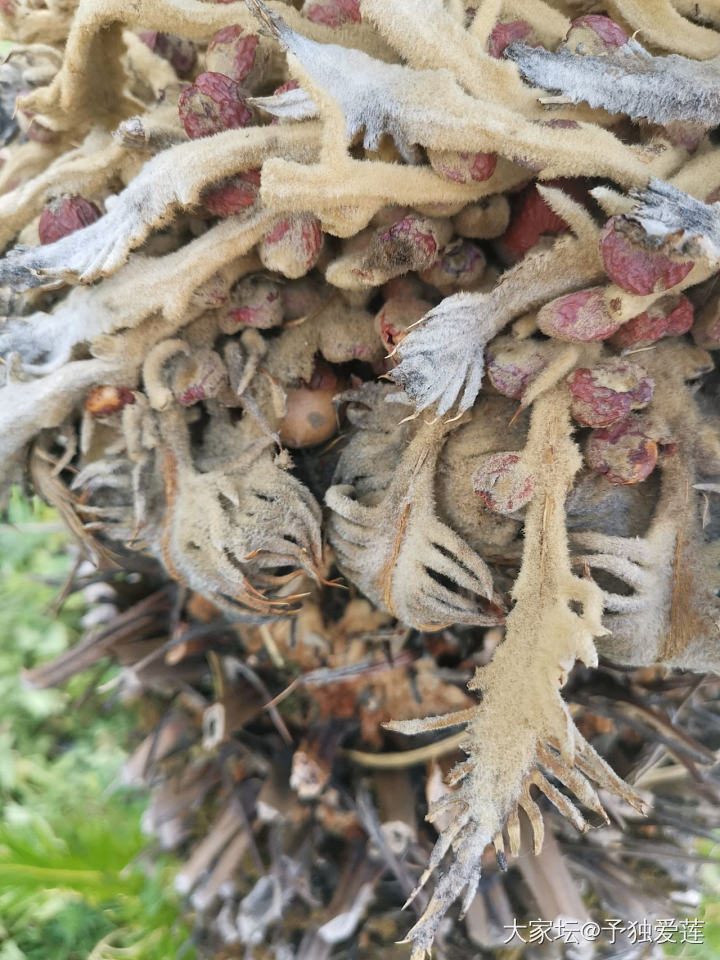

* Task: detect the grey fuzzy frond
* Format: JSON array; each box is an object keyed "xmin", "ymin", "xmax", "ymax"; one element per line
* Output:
[{"xmin": 506, "ymin": 40, "xmax": 720, "ymax": 125}]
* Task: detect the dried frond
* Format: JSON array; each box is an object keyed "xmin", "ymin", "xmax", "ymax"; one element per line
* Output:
[
  {"xmin": 326, "ymin": 384, "xmax": 500, "ymax": 628},
  {"xmin": 574, "ymin": 342, "xmax": 720, "ymax": 671},
  {"xmin": 0, "ymin": 124, "xmax": 320, "ymax": 289},
  {"xmin": 507, "ymin": 39, "xmax": 720, "ymax": 125},
  {"xmin": 386, "ymin": 388, "xmax": 645, "ymax": 958},
  {"xmin": 247, "ymin": 0, "xmax": 672, "ymax": 187},
  {"xmin": 391, "ymin": 189, "xmax": 603, "ymax": 414},
  {"xmin": 627, "ymin": 177, "xmax": 720, "ymax": 262}
]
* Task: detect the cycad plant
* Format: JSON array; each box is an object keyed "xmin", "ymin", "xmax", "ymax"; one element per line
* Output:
[{"xmin": 1, "ymin": 0, "xmax": 720, "ymax": 957}]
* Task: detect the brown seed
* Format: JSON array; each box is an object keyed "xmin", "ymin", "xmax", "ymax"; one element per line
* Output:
[{"xmin": 85, "ymin": 385, "xmax": 135, "ymax": 418}]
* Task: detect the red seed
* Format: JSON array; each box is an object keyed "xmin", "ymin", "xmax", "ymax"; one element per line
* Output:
[
  {"xmin": 496, "ymin": 179, "xmax": 588, "ymax": 264},
  {"xmin": 586, "ymin": 416, "xmax": 658, "ymax": 485},
  {"xmin": 274, "ymin": 79, "xmax": 300, "ymax": 96},
  {"xmin": 259, "ymin": 215, "xmax": 323, "ymax": 278},
  {"xmin": 206, "ymin": 24, "xmax": 269, "ymax": 89},
  {"xmin": 537, "ymin": 287, "xmax": 623, "ymax": 341},
  {"xmin": 472, "ymin": 452, "xmax": 535, "ymax": 514},
  {"xmin": 281, "ymin": 277, "xmax": 325, "ymax": 320},
  {"xmin": 419, "ymin": 240, "xmax": 486, "ymax": 293},
  {"xmin": 600, "ymin": 216, "xmax": 694, "ymax": 295},
  {"xmin": 659, "ymin": 121, "xmax": 707, "ymax": 153},
  {"xmin": 376, "ymin": 215, "xmax": 443, "ymax": 268},
  {"xmin": 488, "ymin": 20, "xmax": 533, "ymax": 58},
  {"xmin": 486, "ymin": 339, "xmax": 550, "ymax": 399},
  {"xmin": 381, "ymin": 276, "xmax": 424, "ymax": 301},
  {"xmin": 190, "ymin": 271, "xmax": 231, "ymax": 309},
  {"xmin": 427, "ymin": 148, "xmax": 497, "ymax": 184},
  {"xmin": 375, "ymin": 297, "xmax": 432, "ymax": 353},
  {"xmin": 38, "ymin": 196, "xmax": 102, "ymax": 245},
  {"xmin": 200, "ymin": 169, "xmax": 261, "ymax": 217},
  {"xmin": 303, "ymin": 0, "xmax": 361, "ymax": 27},
  {"xmin": 269, "ymin": 79, "xmax": 301, "ymax": 125},
  {"xmin": 567, "ymin": 359, "xmax": 653, "ymax": 428},
  {"xmin": 17, "ymin": 95, "xmax": 56, "ymax": 143},
  {"xmin": 611, "ymin": 294, "xmax": 693, "ymax": 348},
  {"xmin": 139, "ymin": 32, "xmax": 197, "ymax": 78},
  {"xmin": 564, "ymin": 14, "xmax": 629, "ymax": 54},
  {"xmin": 85, "ymin": 385, "xmax": 135, "ymax": 418},
  {"xmin": 220, "ymin": 276, "xmax": 283, "ymax": 333},
  {"xmin": 172, "ymin": 350, "xmax": 228, "ymax": 406},
  {"xmin": 178, "ymin": 72, "xmax": 254, "ymax": 140}
]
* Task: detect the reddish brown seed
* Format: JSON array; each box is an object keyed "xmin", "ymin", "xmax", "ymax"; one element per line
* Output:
[
  {"xmin": 220, "ymin": 276, "xmax": 283, "ymax": 333},
  {"xmin": 303, "ymin": 0, "xmax": 361, "ymax": 27},
  {"xmin": 496, "ymin": 179, "xmax": 588, "ymax": 263},
  {"xmin": 488, "ymin": 20, "xmax": 533, "ymax": 58},
  {"xmin": 472, "ymin": 452, "xmax": 535, "ymax": 514},
  {"xmin": 278, "ymin": 364, "xmax": 341, "ymax": 448},
  {"xmin": 567, "ymin": 359, "xmax": 653, "ymax": 428},
  {"xmin": 85, "ymin": 385, "xmax": 135, "ymax": 418},
  {"xmin": 274, "ymin": 79, "xmax": 300, "ymax": 96},
  {"xmin": 200, "ymin": 169, "xmax": 261, "ymax": 217},
  {"xmin": 381, "ymin": 275, "xmax": 424, "ymax": 301},
  {"xmin": 206, "ymin": 24, "xmax": 270, "ymax": 89},
  {"xmin": 16, "ymin": 99, "xmax": 56, "ymax": 143},
  {"xmin": 655, "ymin": 121, "xmax": 708, "ymax": 153},
  {"xmin": 259, "ymin": 215, "xmax": 323, "ymax": 278},
  {"xmin": 611, "ymin": 295, "xmax": 693, "ymax": 348},
  {"xmin": 537, "ymin": 287, "xmax": 623, "ymax": 342},
  {"xmin": 138, "ymin": 32, "xmax": 197, "ymax": 78},
  {"xmin": 178, "ymin": 72, "xmax": 254, "ymax": 140},
  {"xmin": 38, "ymin": 196, "xmax": 102, "ymax": 245},
  {"xmin": 426, "ymin": 148, "xmax": 497, "ymax": 184},
  {"xmin": 600, "ymin": 216, "xmax": 694, "ymax": 295},
  {"xmin": 190, "ymin": 271, "xmax": 231, "ymax": 309},
  {"xmin": 486, "ymin": 339, "xmax": 550, "ymax": 400},
  {"xmin": 419, "ymin": 240, "xmax": 486, "ymax": 293},
  {"xmin": 375, "ymin": 297, "xmax": 432, "ymax": 353},
  {"xmin": 172, "ymin": 350, "xmax": 228, "ymax": 406},
  {"xmin": 586, "ymin": 416, "xmax": 658, "ymax": 485},
  {"xmin": 563, "ymin": 14, "xmax": 629, "ymax": 54},
  {"xmin": 280, "ymin": 277, "xmax": 325, "ymax": 320},
  {"xmin": 369, "ymin": 215, "xmax": 446, "ymax": 276}
]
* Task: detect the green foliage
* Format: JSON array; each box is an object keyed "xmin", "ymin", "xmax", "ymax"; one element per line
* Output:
[
  {"xmin": 664, "ymin": 840, "xmax": 720, "ymax": 960},
  {"xmin": 0, "ymin": 489, "xmax": 195, "ymax": 960}
]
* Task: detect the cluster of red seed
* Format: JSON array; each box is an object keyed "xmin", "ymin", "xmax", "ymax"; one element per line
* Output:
[{"xmin": 33, "ymin": 6, "xmax": 716, "ymax": 500}]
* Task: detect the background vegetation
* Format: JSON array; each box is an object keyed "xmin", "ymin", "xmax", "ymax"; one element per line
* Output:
[{"xmin": 0, "ymin": 489, "xmax": 194, "ymax": 960}]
